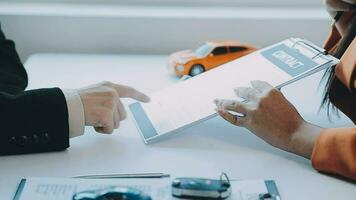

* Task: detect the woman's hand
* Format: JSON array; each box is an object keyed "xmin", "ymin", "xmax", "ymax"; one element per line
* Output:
[
  {"xmin": 214, "ymin": 80, "xmax": 322, "ymax": 158},
  {"xmin": 78, "ymin": 81, "xmax": 150, "ymax": 134}
]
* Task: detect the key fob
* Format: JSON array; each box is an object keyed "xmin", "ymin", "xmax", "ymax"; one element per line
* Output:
[{"xmin": 171, "ymin": 177, "xmax": 231, "ymax": 199}]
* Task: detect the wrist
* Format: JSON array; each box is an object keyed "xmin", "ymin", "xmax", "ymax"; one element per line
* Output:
[
  {"xmin": 62, "ymin": 89, "xmax": 85, "ymax": 138},
  {"xmin": 289, "ymin": 121, "xmax": 323, "ymax": 159}
]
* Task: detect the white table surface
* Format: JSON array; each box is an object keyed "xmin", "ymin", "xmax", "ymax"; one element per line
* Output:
[{"xmin": 0, "ymin": 53, "xmax": 354, "ymax": 199}]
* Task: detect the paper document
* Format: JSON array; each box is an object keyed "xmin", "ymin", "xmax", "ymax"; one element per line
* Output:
[
  {"xmin": 14, "ymin": 178, "xmax": 171, "ymax": 200},
  {"xmin": 129, "ymin": 38, "xmax": 339, "ymax": 143},
  {"xmin": 13, "ymin": 177, "xmax": 279, "ymax": 200}
]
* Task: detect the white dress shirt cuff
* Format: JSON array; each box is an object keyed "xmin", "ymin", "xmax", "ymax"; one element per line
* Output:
[{"xmin": 62, "ymin": 89, "xmax": 85, "ymax": 138}]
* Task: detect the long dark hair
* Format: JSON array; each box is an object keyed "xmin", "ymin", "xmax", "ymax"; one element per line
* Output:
[{"xmin": 321, "ymin": 13, "xmax": 356, "ymax": 116}]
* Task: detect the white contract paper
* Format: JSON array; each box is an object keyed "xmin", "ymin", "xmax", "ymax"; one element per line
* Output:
[{"xmin": 129, "ymin": 38, "xmax": 338, "ymax": 143}]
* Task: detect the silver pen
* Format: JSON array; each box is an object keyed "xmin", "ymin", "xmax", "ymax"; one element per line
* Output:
[{"xmin": 73, "ymin": 173, "xmax": 170, "ymax": 179}]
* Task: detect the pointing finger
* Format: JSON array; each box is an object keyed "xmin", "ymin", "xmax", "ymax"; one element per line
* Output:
[{"xmin": 114, "ymin": 84, "xmax": 150, "ymax": 102}]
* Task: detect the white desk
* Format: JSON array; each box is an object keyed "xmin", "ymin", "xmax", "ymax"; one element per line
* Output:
[{"xmin": 0, "ymin": 54, "xmax": 354, "ymax": 199}]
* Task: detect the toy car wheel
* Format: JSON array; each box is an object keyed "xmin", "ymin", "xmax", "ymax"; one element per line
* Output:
[{"xmin": 189, "ymin": 64, "xmax": 205, "ymax": 76}]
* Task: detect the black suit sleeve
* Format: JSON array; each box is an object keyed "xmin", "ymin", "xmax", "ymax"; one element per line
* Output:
[
  {"xmin": 0, "ymin": 24, "xmax": 27, "ymax": 94},
  {"xmin": 0, "ymin": 24, "xmax": 69, "ymax": 155}
]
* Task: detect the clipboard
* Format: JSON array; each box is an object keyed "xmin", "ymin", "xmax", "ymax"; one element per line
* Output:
[{"xmin": 129, "ymin": 38, "xmax": 339, "ymax": 144}]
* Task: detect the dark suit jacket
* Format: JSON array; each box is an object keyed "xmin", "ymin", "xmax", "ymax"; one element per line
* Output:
[{"xmin": 0, "ymin": 24, "xmax": 69, "ymax": 155}]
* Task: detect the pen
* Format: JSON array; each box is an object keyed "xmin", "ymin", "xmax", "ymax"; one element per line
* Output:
[{"xmin": 73, "ymin": 173, "xmax": 170, "ymax": 179}]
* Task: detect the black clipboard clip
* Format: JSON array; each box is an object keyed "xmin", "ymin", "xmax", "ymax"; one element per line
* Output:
[{"xmin": 291, "ymin": 38, "xmax": 328, "ymax": 59}]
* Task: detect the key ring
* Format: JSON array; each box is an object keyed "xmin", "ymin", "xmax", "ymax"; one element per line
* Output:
[{"xmin": 220, "ymin": 172, "xmax": 231, "ymax": 186}]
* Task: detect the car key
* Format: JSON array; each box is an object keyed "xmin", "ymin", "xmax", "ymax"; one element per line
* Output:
[{"xmin": 171, "ymin": 173, "xmax": 232, "ymax": 199}]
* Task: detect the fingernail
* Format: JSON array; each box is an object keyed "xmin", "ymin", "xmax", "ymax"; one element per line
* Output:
[{"xmin": 143, "ymin": 95, "xmax": 150, "ymax": 102}]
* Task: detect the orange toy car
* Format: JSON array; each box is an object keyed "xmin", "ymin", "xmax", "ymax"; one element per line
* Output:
[{"xmin": 168, "ymin": 41, "xmax": 256, "ymax": 76}]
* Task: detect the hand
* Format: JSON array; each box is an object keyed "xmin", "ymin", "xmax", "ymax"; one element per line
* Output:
[
  {"xmin": 78, "ymin": 81, "xmax": 150, "ymax": 134},
  {"xmin": 214, "ymin": 80, "xmax": 322, "ymax": 158}
]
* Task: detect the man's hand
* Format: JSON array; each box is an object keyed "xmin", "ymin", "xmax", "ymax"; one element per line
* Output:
[
  {"xmin": 214, "ymin": 80, "xmax": 322, "ymax": 158},
  {"xmin": 78, "ymin": 81, "xmax": 150, "ymax": 134}
]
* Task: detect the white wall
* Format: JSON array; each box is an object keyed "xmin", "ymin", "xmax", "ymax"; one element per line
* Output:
[{"xmin": 0, "ymin": 2, "xmax": 332, "ymax": 61}]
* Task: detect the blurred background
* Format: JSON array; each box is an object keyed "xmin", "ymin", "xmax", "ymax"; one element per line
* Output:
[{"xmin": 0, "ymin": 0, "xmax": 330, "ymax": 62}]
